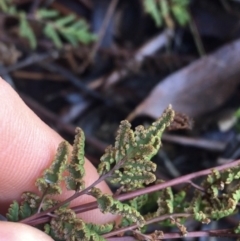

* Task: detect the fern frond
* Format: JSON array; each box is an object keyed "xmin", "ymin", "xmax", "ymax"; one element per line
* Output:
[
  {"xmin": 43, "ymin": 24, "xmax": 63, "ymax": 48},
  {"xmin": 86, "ymin": 223, "xmax": 114, "ymax": 235},
  {"xmin": 0, "ymin": 0, "xmax": 9, "ymax": 12},
  {"xmin": 143, "ymin": 0, "xmax": 190, "ymax": 28},
  {"xmin": 19, "ymin": 192, "xmax": 41, "ymax": 219},
  {"xmin": 171, "ymin": 0, "xmax": 190, "ymax": 26},
  {"xmin": 98, "ymin": 105, "xmax": 175, "ymax": 191},
  {"xmin": 157, "ymin": 183, "xmax": 174, "ymax": 215},
  {"xmin": 234, "ymin": 222, "xmax": 240, "ymax": 234},
  {"xmin": 19, "ymin": 201, "xmax": 32, "ymax": 219},
  {"xmin": 39, "ymin": 12, "xmax": 96, "ymax": 48},
  {"xmin": 36, "ymin": 141, "xmax": 70, "ymax": 195},
  {"xmin": 19, "ymin": 12, "xmax": 37, "ymax": 49},
  {"xmin": 143, "ymin": 0, "xmax": 162, "ymax": 27},
  {"xmin": 36, "ymin": 9, "xmax": 59, "ymax": 19},
  {"xmin": 0, "ymin": 2, "xmax": 95, "ymax": 49},
  {"xmin": 189, "ymin": 192, "xmax": 210, "ymax": 224},
  {"xmin": 66, "ymin": 127, "xmax": 85, "ymax": 191},
  {"xmin": 129, "ymin": 194, "xmax": 148, "ymax": 211},
  {"xmin": 6, "ymin": 201, "xmax": 19, "ymax": 222},
  {"xmin": 187, "ymin": 165, "xmax": 240, "ymax": 223},
  {"xmin": 90, "ymin": 187, "xmax": 145, "ymax": 227},
  {"xmin": 50, "ymin": 207, "xmax": 108, "ymax": 241}
]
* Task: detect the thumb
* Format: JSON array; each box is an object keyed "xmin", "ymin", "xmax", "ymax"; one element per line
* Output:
[{"xmin": 0, "ymin": 221, "xmax": 53, "ymax": 241}]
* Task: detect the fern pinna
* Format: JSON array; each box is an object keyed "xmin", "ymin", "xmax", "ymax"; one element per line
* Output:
[{"xmin": 4, "ymin": 105, "xmax": 240, "ymax": 240}]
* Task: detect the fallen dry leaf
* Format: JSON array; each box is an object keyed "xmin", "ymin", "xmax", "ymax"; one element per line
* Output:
[{"xmin": 127, "ymin": 39, "xmax": 240, "ymax": 121}]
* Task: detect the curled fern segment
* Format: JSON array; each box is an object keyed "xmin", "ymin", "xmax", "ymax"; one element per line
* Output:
[
  {"xmin": 189, "ymin": 166, "xmax": 240, "ymax": 223},
  {"xmin": 50, "ymin": 207, "xmax": 108, "ymax": 241},
  {"xmin": 66, "ymin": 127, "xmax": 85, "ymax": 191},
  {"xmin": 18, "ymin": 192, "xmax": 41, "ymax": 219},
  {"xmin": 157, "ymin": 182, "xmax": 174, "ymax": 215},
  {"xmin": 90, "ymin": 187, "xmax": 145, "ymax": 227},
  {"xmin": 86, "ymin": 223, "xmax": 114, "ymax": 235}
]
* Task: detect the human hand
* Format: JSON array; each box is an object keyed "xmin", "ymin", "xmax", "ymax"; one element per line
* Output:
[{"xmin": 0, "ymin": 78, "xmax": 114, "ymax": 240}]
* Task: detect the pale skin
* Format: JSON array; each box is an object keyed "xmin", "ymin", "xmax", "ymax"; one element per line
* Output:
[{"xmin": 0, "ymin": 78, "xmax": 115, "ymax": 240}]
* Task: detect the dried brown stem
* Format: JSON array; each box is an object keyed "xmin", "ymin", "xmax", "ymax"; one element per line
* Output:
[
  {"xmin": 106, "ymin": 228, "xmax": 240, "ymax": 240},
  {"xmin": 103, "ymin": 213, "xmax": 191, "ymax": 238}
]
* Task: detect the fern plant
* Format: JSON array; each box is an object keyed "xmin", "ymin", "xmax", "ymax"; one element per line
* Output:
[
  {"xmin": 0, "ymin": 0, "xmax": 96, "ymax": 49},
  {"xmin": 143, "ymin": 0, "xmax": 190, "ymax": 28},
  {"xmin": 3, "ymin": 105, "xmax": 240, "ymax": 240}
]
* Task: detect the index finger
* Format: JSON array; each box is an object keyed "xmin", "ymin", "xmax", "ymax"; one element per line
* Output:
[{"xmin": 0, "ymin": 78, "xmax": 114, "ymax": 224}]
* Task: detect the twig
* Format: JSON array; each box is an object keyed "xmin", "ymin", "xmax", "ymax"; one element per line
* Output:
[
  {"xmin": 187, "ymin": 180, "xmax": 205, "ymax": 193},
  {"xmin": 39, "ymin": 61, "xmax": 109, "ymax": 103},
  {"xmin": 12, "ymin": 71, "xmax": 66, "ymax": 81},
  {"xmin": 88, "ymin": 29, "xmax": 174, "ymax": 89},
  {"xmin": 188, "ymin": 12, "xmax": 205, "ymax": 57},
  {"xmin": 103, "ymin": 213, "xmax": 191, "ymax": 238},
  {"xmin": 0, "ymin": 51, "xmax": 59, "ymax": 75},
  {"xmin": 162, "ymin": 134, "xmax": 227, "ymax": 152},
  {"xmin": 78, "ymin": 0, "xmax": 119, "ymax": 72},
  {"xmin": 91, "ymin": 0, "xmax": 119, "ymax": 59},
  {"xmin": 106, "ymin": 228, "xmax": 240, "ymax": 240}
]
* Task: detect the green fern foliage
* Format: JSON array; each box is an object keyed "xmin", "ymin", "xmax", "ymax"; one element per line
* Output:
[
  {"xmin": 6, "ymin": 201, "xmax": 19, "ymax": 222},
  {"xmin": 0, "ymin": 0, "xmax": 96, "ymax": 49},
  {"xmin": 0, "ymin": 0, "xmax": 8, "ymax": 12},
  {"xmin": 66, "ymin": 127, "xmax": 85, "ymax": 191},
  {"xmin": 0, "ymin": 0, "xmax": 36, "ymax": 48},
  {"xmin": 129, "ymin": 194, "xmax": 149, "ymax": 211},
  {"xmin": 6, "ymin": 192, "xmax": 41, "ymax": 221},
  {"xmin": 90, "ymin": 187, "xmax": 145, "ymax": 227},
  {"xmin": 19, "ymin": 12, "xmax": 37, "ymax": 49},
  {"xmin": 120, "ymin": 194, "xmax": 149, "ymax": 229},
  {"xmin": 143, "ymin": 0, "xmax": 190, "ymax": 28},
  {"xmin": 19, "ymin": 192, "xmax": 42, "ymax": 219},
  {"xmin": 188, "ymin": 167, "xmax": 240, "ymax": 223},
  {"xmin": 36, "ymin": 141, "xmax": 69, "ymax": 195},
  {"xmin": 36, "ymin": 128, "xmax": 86, "ymax": 198},
  {"xmin": 50, "ymin": 207, "xmax": 108, "ymax": 241},
  {"xmin": 5, "ymin": 104, "xmax": 240, "ymax": 240},
  {"xmin": 157, "ymin": 182, "xmax": 174, "ymax": 215},
  {"xmin": 38, "ymin": 11, "xmax": 96, "ymax": 48},
  {"xmin": 234, "ymin": 222, "xmax": 240, "ymax": 234},
  {"xmin": 86, "ymin": 223, "xmax": 114, "ymax": 235},
  {"xmin": 171, "ymin": 0, "xmax": 190, "ymax": 26},
  {"xmin": 98, "ymin": 105, "xmax": 175, "ymax": 191},
  {"xmin": 154, "ymin": 185, "xmax": 187, "ymax": 227},
  {"xmin": 19, "ymin": 202, "xmax": 32, "ymax": 219},
  {"xmin": 37, "ymin": 9, "xmax": 59, "ymax": 19}
]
